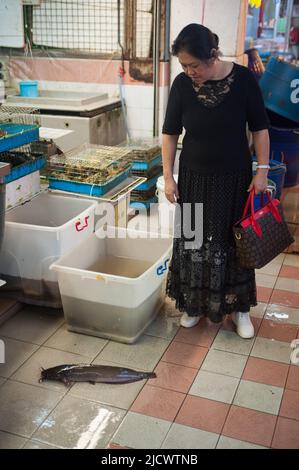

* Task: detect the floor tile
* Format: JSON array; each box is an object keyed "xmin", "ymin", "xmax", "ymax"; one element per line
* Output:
[
  {"xmin": 211, "ymin": 330, "xmax": 255, "ymax": 356},
  {"xmin": 0, "ymin": 299, "xmax": 21, "ymax": 325},
  {"xmin": 44, "ymin": 324, "xmax": 108, "ymax": 359},
  {"xmin": 242, "ymin": 357, "xmax": 289, "ymax": 388},
  {"xmin": 233, "ymin": 380, "xmax": 283, "ymax": 415},
  {"xmin": 279, "ymin": 265, "xmax": 299, "ymax": 281},
  {"xmin": 270, "ymin": 289, "xmax": 299, "ymax": 309},
  {"xmin": 255, "ymin": 273, "xmax": 277, "ymax": 289},
  {"xmin": 216, "ymin": 435, "xmax": 268, "ymax": 449},
  {"xmin": 271, "ymin": 417, "xmax": 299, "ymax": 449},
  {"xmin": 161, "ymin": 423, "xmax": 218, "ymax": 449},
  {"xmin": 0, "ymin": 306, "xmax": 63, "ymax": 345},
  {"xmin": 175, "ymin": 395, "xmax": 230, "ymax": 435},
  {"xmin": 145, "ymin": 300, "xmax": 181, "ymax": 340},
  {"xmin": 284, "ymin": 254, "xmax": 299, "ymax": 267},
  {"xmin": 11, "ymin": 346, "xmax": 93, "ymax": 392},
  {"xmin": 249, "ymin": 302, "xmax": 267, "ymax": 319},
  {"xmin": 275, "ymin": 277, "xmax": 299, "ymax": 294},
  {"xmin": 279, "ymin": 389, "xmax": 299, "ymax": 421},
  {"xmin": 257, "ymin": 254, "xmax": 285, "ymax": 276},
  {"xmin": 69, "ymin": 359, "xmax": 146, "ymax": 410},
  {"xmin": 265, "ymin": 304, "xmax": 299, "ymax": 325},
  {"xmin": 258, "ymin": 319, "xmax": 298, "ymax": 343},
  {"xmin": 106, "ymin": 442, "xmax": 131, "ymax": 449},
  {"xmin": 222, "ymin": 405, "xmax": 277, "ymax": 447},
  {"xmin": 201, "ymin": 349, "xmax": 248, "ymax": 378},
  {"xmin": 251, "ymin": 337, "xmax": 292, "ymax": 364},
  {"xmin": 0, "ymin": 337, "xmax": 39, "ymax": 378},
  {"xmin": 0, "ymin": 377, "xmax": 6, "ymax": 387},
  {"xmin": 148, "ymin": 361, "xmax": 197, "ymax": 393},
  {"xmin": 189, "ymin": 370, "xmax": 239, "ymax": 404},
  {"xmin": 130, "ymin": 384, "xmax": 185, "ymax": 421},
  {"xmin": 97, "ymin": 335, "xmax": 170, "ymax": 371},
  {"xmin": 286, "ymin": 365, "xmax": 299, "ymax": 392},
  {"xmin": 112, "ymin": 411, "xmax": 171, "ymax": 449},
  {"xmin": 0, "ymin": 431, "xmax": 26, "ymax": 449},
  {"xmin": 0, "ymin": 380, "xmax": 64, "ymax": 437},
  {"xmin": 22, "ymin": 440, "xmax": 61, "ymax": 449},
  {"xmin": 161, "ymin": 341, "xmax": 208, "ymax": 369},
  {"xmin": 33, "ymin": 394, "xmax": 125, "ymax": 449},
  {"xmin": 257, "ymin": 286, "xmax": 273, "ymax": 303},
  {"xmin": 174, "ymin": 318, "xmax": 221, "ymax": 348}
]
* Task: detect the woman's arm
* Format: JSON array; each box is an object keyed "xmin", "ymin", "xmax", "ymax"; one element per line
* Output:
[
  {"xmin": 162, "ymin": 134, "xmax": 180, "ymax": 203},
  {"xmin": 248, "ymin": 129, "xmax": 270, "ymax": 194}
]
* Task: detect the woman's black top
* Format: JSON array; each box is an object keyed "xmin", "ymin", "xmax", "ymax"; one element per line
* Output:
[{"xmin": 162, "ymin": 63, "xmax": 269, "ymax": 175}]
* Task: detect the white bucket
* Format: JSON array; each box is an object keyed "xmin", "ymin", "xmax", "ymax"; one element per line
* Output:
[{"xmin": 156, "ymin": 174, "xmax": 178, "ymax": 234}]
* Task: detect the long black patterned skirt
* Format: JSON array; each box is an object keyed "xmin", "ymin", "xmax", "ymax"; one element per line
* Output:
[{"xmin": 166, "ymin": 163, "xmax": 257, "ymax": 323}]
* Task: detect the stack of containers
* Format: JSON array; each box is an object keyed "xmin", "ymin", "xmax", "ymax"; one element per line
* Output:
[
  {"xmin": 0, "ymin": 106, "xmax": 43, "ymax": 209},
  {"xmin": 121, "ymin": 138, "xmax": 162, "ymax": 209},
  {"xmin": 0, "ymin": 110, "xmax": 98, "ymax": 308}
]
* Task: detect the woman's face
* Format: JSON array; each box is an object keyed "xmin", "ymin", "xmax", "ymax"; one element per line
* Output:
[{"xmin": 178, "ymin": 50, "xmax": 215, "ymax": 84}]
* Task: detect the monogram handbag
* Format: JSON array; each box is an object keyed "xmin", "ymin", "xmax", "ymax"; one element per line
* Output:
[{"xmin": 233, "ymin": 189, "xmax": 294, "ymax": 269}]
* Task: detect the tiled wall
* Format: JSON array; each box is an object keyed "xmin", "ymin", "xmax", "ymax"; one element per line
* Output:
[{"xmin": 8, "ymin": 57, "xmax": 170, "ymax": 139}]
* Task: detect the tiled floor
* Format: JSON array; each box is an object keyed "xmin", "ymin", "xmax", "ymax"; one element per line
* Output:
[{"xmin": 0, "ymin": 253, "xmax": 299, "ymax": 449}]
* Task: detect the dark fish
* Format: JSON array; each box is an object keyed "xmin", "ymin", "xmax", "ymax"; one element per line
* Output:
[{"xmin": 39, "ymin": 364, "xmax": 156, "ymax": 386}]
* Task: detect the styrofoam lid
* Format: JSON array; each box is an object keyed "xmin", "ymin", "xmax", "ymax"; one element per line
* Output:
[{"xmin": 156, "ymin": 174, "xmax": 178, "ymax": 191}]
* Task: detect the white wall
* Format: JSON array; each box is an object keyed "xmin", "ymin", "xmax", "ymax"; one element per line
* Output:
[
  {"xmin": 169, "ymin": 0, "xmax": 248, "ymax": 86},
  {"xmin": 169, "ymin": 0, "xmax": 205, "ymax": 84}
]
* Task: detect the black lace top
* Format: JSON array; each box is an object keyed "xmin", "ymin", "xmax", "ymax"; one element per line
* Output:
[
  {"xmin": 191, "ymin": 68, "xmax": 236, "ymax": 108},
  {"xmin": 162, "ymin": 63, "xmax": 269, "ymax": 174}
]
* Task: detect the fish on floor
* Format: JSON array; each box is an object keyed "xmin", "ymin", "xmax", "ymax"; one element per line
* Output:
[{"xmin": 39, "ymin": 364, "xmax": 156, "ymax": 386}]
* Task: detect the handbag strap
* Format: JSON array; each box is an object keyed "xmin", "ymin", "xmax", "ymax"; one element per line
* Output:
[{"xmin": 242, "ymin": 189, "xmax": 282, "ymax": 237}]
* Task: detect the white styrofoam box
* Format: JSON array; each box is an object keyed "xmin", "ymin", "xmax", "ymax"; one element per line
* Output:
[
  {"xmin": 50, "ymin": 227, "xmax": 173, "ymax": 343},
  {"xmin": 0, "ymin": 193, "xmax": 97, "ymax": 307},
  {"xmin": 5, "ymin": 170, "xmax": 41, "ymax": 209}
]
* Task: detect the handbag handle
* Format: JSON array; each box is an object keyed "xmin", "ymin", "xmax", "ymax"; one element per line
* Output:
[{"xmin": 242, "ymin": 189, "xmax": 282, "ymax": 237}]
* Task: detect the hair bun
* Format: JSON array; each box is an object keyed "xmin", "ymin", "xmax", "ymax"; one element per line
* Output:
[{"xmin": 213, "ymin": 33, "xmax": 219, "ymax": 48}]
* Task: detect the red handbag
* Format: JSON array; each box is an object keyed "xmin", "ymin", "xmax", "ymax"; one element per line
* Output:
[{"xmin": 233, "ymin": 189, "xmax": 294, "ymax": 269}]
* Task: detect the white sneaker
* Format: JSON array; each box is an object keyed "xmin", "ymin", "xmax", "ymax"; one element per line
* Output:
[
  {"xmin": 180, "ymin": 313, "xmax": 201, "ymax": 328},
  {"xmin": 231, "ymin": 312, "xmax": 254, "ymax": 339}
]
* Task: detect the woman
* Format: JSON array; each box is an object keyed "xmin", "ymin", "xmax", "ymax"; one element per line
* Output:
[{"xmin": 162, "ymin": 24, "xmax": 270, "ymax": 338}]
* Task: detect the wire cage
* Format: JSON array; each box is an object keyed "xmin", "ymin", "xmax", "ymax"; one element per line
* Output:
[
  {"xmin": 0, "ymin": 105, "xmax": 41, "ymax": 152},
  {"xmin": 131, "ymin": 185, "xmax": 156, "ymax": 201},
  {"xmin": 48, "ymin": 143, "xmax": 132, "ymax": 185},
  {"xmin": 0, "ymin": 105, "xmax": 41, "ymax": 127},
  {"xmin": 0, "ymin": 143, "xmax": 46, "ymax": 184},
  {"xmin": 117, "ymin": 137, "xmax": 162, "ymax": 162}
]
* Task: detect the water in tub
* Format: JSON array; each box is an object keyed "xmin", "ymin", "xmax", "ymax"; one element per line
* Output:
[{"xmin": 88, "ymin": 256, "xmax": 153, "ymax": 278}]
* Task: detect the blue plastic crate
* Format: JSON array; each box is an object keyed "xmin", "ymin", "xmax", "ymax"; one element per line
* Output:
[
  {"xmin": 0, "ymin": 123, "xmax": 39, "ymax": 152},
  {"xmin": 131, "ymin": 154, "xmax": 162, "ymax": 171},
  {"xmin": 133, "ymin": 173, "xmax": 162, "ymax": 191},
  {"xmin": 130, "ymin": 196, "xmax": 158, "ymax": 209},
  {"xmin": 4, "ymin": 156, "xmax": 45, "ymax": 184},
  {"xmin": 48, "ymin": 169, "xmax": 131, "ymax": 197}
]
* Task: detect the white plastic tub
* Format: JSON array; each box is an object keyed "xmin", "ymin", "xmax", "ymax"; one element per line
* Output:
[
  {"xmin": 156, "ymin": 174, "xmax": 178, "ymax": 234},
  {"xmin": 50, "ymin": 226, "xmax": 173, "ymax": 343},
  {"xmin": 0, "ymin": 192, "xmax": 97, "ymax": 307}
]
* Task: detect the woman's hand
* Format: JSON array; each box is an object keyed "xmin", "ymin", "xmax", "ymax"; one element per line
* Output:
[
  {"xmin": 247, "ymin": 170, "xmax": 268, "ymax": 194},
  {"xmin": 164, "ymin": 176, "xmax": 179, "ymax": 203}
]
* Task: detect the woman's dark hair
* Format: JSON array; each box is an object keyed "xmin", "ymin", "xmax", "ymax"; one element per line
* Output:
[{"xmin": 171, "ymin": 23, "xmax": 219, "ymax": 61}]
